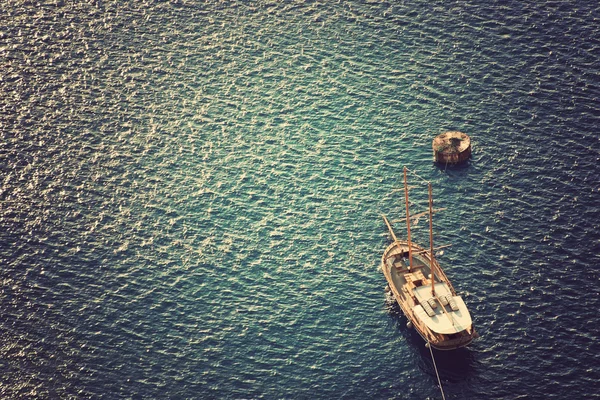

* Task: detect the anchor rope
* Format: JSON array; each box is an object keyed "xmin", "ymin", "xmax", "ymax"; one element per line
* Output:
[{"xmin": 427, "ymin": 342, "xmax": 446, "ymax": 400}]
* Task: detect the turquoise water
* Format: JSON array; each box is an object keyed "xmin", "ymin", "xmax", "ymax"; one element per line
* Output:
[{"xmin": 1, "ymin": 1, "xmax": 599, "ymax": 398}]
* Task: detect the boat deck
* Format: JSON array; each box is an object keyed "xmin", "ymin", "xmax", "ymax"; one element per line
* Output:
[
  {"xmin": 413, "ymin": 283, "xmax": 472, "ymax": 335},
  {"xmin": 384, "ymin": 244, "xmax": 472, "ymax": 336}
]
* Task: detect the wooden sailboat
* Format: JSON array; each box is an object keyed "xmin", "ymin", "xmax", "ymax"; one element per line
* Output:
[{"xmin": 382, "ymin": 167, "xmax": 478, "ymax": 350}]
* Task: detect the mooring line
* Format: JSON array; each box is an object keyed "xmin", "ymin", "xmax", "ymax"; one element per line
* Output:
[{"xmin": 427, "ymin": 342, "xmax": 446, "ymax": 400}]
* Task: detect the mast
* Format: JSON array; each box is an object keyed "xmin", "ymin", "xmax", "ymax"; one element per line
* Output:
[
  {"xmin": 428, "ymin": 182, "xmax": 436, "ymax": 296},
  {"xmin": 403, "ymin": 167, "xmax": 413, "ymax": 270}
]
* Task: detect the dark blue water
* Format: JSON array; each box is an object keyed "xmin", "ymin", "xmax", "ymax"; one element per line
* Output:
[{"xmin": 1, "ymin": 1, "xmax": 599, "ymax": 398}]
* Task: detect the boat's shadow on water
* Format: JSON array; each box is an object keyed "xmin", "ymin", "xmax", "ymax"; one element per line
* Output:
[{"xmin": 385, "ymin": 293, "xmax": 477, "ymax": 383}]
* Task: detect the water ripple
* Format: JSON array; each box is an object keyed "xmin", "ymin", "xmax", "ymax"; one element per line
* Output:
[{"xmin": 1, "ymin": 1, "xmax": 599, "ymax": 398}]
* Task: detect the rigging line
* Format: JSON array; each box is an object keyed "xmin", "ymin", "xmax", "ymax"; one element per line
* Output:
[
  {"xmin": 428, "ymin": 342, "xmax": 447, "ymax": 400},
  {"xmin": 405, "ymin": 167, "xmax": 431, "ymax": 185}
]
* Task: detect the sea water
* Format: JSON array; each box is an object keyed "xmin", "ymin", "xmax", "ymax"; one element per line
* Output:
[{"xmin": 1, "ymin": 1, "xmax": 599, "ymax": 398}]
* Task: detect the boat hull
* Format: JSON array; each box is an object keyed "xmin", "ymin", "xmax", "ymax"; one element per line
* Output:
[{"xmin": 382, "ymin": 240, "xmax": 477, "ymax": 351}]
